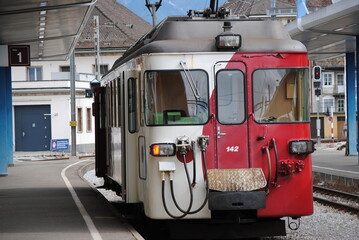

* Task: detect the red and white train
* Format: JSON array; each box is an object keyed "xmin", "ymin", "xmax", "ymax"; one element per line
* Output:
[{"xmin": 93, "ymin": 6, "xmax": 314, "ymax": 239}]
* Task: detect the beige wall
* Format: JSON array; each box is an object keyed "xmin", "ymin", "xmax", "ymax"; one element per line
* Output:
[{"xmin": 310, "ymin": 113, "xmax": 346, "ymax": 140}]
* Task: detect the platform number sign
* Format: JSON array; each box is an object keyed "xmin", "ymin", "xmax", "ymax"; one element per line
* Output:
[{"xmin": 8, "ymin": 45, "xmax": 30, "ymax": 66}]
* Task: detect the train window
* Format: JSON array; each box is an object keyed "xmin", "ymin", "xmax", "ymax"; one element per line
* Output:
[
  {"xmin": 253, "ymin": 68, "xmax": 309, "ymax": 123},
  {"xmin": 128, "ymin": 77, "xmax": 137, "ymax": 133},
  {"xmin": 99, "ymin": 90, "xmax": 106, "ymax": 129},
  {"xmin": 111, "ymin": 81, "xmax": 116, "ymax": 127},
  {"xmin": 107, "ymin": 83, "xmax": 112, "ymax": 127},
  {"xmin": 217, "ymin": 70, "xmax": 245, "ymax": 124},
  {"xmin": 111, "ymin": 81, "xmax": 115, "ymax": 127},
  {"xmin": 112, "ymin": 80, "xmax": 116, "ymax": 127},
  {"xmin": 145, "ymin": 70, "xmax": 209, "ymax": 126},
  {"xmin": 117, "ymin": 77, "xmax": 122, "ymax": 127}
]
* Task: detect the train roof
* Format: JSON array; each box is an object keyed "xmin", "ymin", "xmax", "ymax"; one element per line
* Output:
[{"xmin": 109, "ymin": 16, "xmax": 307, "ymax": 73}]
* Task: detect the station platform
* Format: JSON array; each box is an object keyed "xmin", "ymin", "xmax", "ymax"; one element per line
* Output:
[
  {"xmin": 312, "ymin": 145, "xmax": 359, "ymax": 191},
  {"xmin": 1, "ymin": 148, "xmax": 358, "ymax": 240},
  {"xmin": 0, "ymin": 155, "xmax": 142, "ymax": 240}
]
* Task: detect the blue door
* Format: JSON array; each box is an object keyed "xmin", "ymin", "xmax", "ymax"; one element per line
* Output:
[{"xmin": 15, "ymin": 105, "xmax": 52, "ymax": 151}]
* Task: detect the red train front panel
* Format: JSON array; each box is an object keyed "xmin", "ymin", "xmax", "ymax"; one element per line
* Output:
[{"xmin": 203, "ymin": 52, "xmax": 313, "ymax": 218}]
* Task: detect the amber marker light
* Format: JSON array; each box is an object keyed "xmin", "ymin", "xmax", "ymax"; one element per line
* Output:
[{"xmin": 150, "ymin": 143, "xmax": 176, "ymax": 157}]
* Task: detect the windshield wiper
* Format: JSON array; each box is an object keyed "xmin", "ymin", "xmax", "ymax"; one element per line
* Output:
[
  {"xmin": 260, "ymin": 116, "xmax": 277, "ymax": 122},
  {"xmin": 180, "ymin": 61, "xmax": 201, "ymax": 100}
]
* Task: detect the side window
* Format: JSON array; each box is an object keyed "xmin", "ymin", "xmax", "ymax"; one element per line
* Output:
[
  {"xmin": 93, "ymin": 64, "xmax": 109, "ymax": 76},
  {"xmin": 60, "ymin": 66, "xmax": 70, "ymax": 72},
  {"xmin": 113, "ymin": 80, "xmax": 118, "ymax": 127},
  {"xmin": 322, "ymin": 97, "xmax": 334, "ymax": 112},
  {"xmin": 28, "ymin": 66, "xmax": 43, "ymax": 81},
  {"xmin": 86, "ymin": 108, "xmax": 92, "ymax": 132},
  {"xmin": 217, "ymin": 70, "xmax": 245, "ymax": 124},
  {"xmin": 323, "ymin": 72, "xmax": 334, "ymax": 87},
  {"xmin": 117, "ymin": 77, "xmax": 122, "ymax": 127},
  {"xmin": 336, "ymin": 73, "xmax": 344, "ymax": 86},
  {"xmin": 77, "ymin": 107, "xmax": 83, "ymax": 132},
  {"xmin": 109, "ymin": 81, "xmax": 113, "ymax": 127},
  {"xmin": 253, "ymin": 68, "xmax": 309, "ymax": 123},
  {"xmin": 99, "ymin": 89, "xmax": 106, "ymax": 129},
  {"xmin": 128, "ymin": 78, "xmax": 137, "ymax": 133},
  {"xmin": 144, "ymin": 70, "xmax": 209, "ymax": 125}
]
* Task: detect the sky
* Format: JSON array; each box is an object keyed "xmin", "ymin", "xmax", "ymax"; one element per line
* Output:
[{"xmin": 117, "ymin": 0, "xmax": 228, "ymax": 24}]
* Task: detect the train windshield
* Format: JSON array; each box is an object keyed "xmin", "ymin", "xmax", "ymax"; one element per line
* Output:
[
  {"xmin": 253, "ymin": 68, "xmax": 309, "ymax": 123},
  {"xmin": 145, "ymin": 70, "xmax": 209, "ymax": 125}
]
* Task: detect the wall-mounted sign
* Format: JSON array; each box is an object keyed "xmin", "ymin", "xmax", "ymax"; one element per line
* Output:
[
  {"xmin": 51, "ymin": 139, "xmax": 69, "ymax": 151},
  {"xmin": 8, "ymin": 45, "xmax": 30, "ymax": 66},
  {"xmin": 69, "ymin": 121, "xmax": 77, "ymax": 127}
]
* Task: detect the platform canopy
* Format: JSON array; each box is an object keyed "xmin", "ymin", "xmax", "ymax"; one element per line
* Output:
[
  {"xmin": 0, "ymin": 0, "xmax": 96, "ymax": 61},
  {"xmin": 285, "ymin": 0, "xmax": 359, "ymax": 60}
]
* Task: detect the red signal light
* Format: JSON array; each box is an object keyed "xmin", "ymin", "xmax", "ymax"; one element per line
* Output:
[{"xmin": 313, "ymin": 66, "xmax": 321, "ymax": 80}]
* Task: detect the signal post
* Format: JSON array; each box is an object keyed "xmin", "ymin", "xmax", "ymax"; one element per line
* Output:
[{"xmin": 313, "ymin": 66, "xmax": 321, "ymax": 146}]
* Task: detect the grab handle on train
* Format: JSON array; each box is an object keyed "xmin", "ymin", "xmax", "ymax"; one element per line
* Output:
[
  {"xmin": 271, "ymin": 138, "xmax": 279, "ymax": 184},
  {"xmin": 263, "ymin": 138, "xmax": 279, "ymax": 194},
  {"xmin": 263, "ymin": 146, "xmax": 271, "ymax": 195}
]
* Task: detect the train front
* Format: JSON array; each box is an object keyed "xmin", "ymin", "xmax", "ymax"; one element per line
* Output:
[{"xmin": 138, "ymin": 17, "xmax": 313, "ymax": 238}]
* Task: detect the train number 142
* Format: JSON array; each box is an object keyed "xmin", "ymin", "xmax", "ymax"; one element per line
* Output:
[{"xmin": 226, "ymin": 146, "xmax": 239, "ymax": 152}]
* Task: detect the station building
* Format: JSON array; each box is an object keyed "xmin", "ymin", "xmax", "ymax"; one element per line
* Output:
[
  {"xmin": 10, "ymin": 0, "xmax": 151, "ymax": 152},
  {"xmin": 309, "ymin": 57, "xmax": 346, "ymax": 141}
]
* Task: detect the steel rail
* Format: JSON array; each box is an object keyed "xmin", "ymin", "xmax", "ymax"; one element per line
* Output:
[
  {"xmin": 313, "ymin": 185, "xmax": 359, "ymax": 215},
  {"xmin": 313, "ymin": 185, "xmax": 359, "ymax": 199}
]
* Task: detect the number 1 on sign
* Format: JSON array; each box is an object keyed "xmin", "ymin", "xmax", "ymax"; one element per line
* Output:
[{"xmin": 17, "ymin": 52, "xmax": 22, "ymax": 63}]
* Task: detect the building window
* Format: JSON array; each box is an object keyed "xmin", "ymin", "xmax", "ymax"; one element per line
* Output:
[
  {"xmin": 337, "ymin": 98, "xmax": 344, "ymax": 112},
  {"xmin": 323, "ymin": 72, "xmax": 334, "ymax": 87},
  {"xmin": 60, "ymin": 66, "xmax": 70, "ymax": 72},
  {"xmin": 28, "ymin": 67, "xmax": 43, "ymax": 81},
  {"xmin": 77, "ymin": 108, "xmax": 83, "ymax": 132},
  {"xmin": 93, "ymin": 64, "xmax": 109, "ymax": 75},
  {"xmin": 322, "ymin": 97, "xmax": 334, "ymax": 112},
  {"xmin": 100, "ymin": 65, "xmax": 108, "ymax": 75},
  {"xmin": 86, "ymin": 108, "xmax": 92, "ymax": 132},
  {"xmin": 337, "ymin": 73, "xmax": 344, "ymax": 86}
]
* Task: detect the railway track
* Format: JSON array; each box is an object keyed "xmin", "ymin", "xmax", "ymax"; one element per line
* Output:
[{"xmin": 313, "ymin": 185, "xmax": 359, "ymax": 215}]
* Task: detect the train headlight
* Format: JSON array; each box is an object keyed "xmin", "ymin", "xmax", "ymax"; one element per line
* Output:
[
  {"xmin": 216, "ymin": 34, "xmax": 241, "ymax": 49},
  {"xmin": 216, "ymin": 21, "xmax": 241, "ymax": 50},
  {"xmin": 289, "ymin": 140, "xmax": 315, "ymax": 154},
  {"xmin": 150, "ymin": 143, "xmax": 176, "ymax": 156}
]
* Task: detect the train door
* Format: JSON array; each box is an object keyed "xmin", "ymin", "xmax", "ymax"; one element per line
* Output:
[
  {"xmin": 248, "ymin": 66, "xmax": 311, "ymax": 191},
  {"xmin": 124, "ymin": 71, "xmax": 140, "ymax": 203},
  {"xmin": 93, "ymin": 87, "xmax": 107, "ymax": 177},
  {"xmin": 213, "ymin": 62, "xmax": 249, "ymax": 169}
]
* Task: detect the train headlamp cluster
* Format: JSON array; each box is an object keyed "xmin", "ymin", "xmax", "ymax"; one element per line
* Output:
[
  {"xmin": 216, "ymin": 35, "xmax": 241, "ymax": 49},
  {"xmin": 150, "ymin": 143, "xmax": 176, "ymax": 156},
  {"xmin": 216, "ymin": 21, "xmax": 241, "ymax": 50},
  {"xmin": 289, "ymin": 140, "xmax": 315, "ymax": 154}
]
